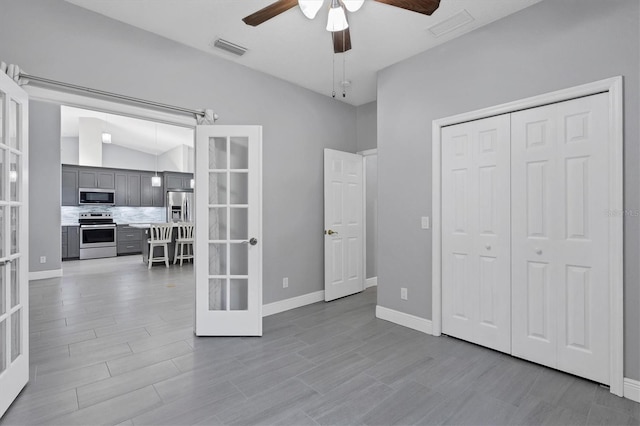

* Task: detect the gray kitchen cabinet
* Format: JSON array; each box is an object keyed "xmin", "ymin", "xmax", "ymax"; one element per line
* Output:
[
  {"xmin": 78, "ymin": 168, "xmax": 115, "ymax": 189},
  {"xmin": 115, "ymin": 172, "xmax": 141, "ymax": 206},
  {"xmin": 141, "ymin": 173, "xmax": 164, "ymax": 207},
  {"xmin": 165, "ymin": 172, "xmax": 193, "ymax": 190},
  {"xmin": 62, "ymin": 226, "xmax": 80, "ymax": 259},
  {"xmin": 117, "ymin": 225, "xmax": 143, "ymax": 255},
  {"xmin": 61, "ymin": 166, "xmax": 79, "ymax": 206}
]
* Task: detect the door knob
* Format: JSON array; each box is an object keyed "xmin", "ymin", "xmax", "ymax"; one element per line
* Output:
[
  {"xmin": 535, "ymin": 248, "xmax": 543, "ymax": 255},
  {"xmin": 325, "ymin": 230, "xmax": 338, "ymax": 235},
  {"xmin": 485, "ymin": 244, "xmax": 491, "ymax": 250},
  {"xmin": 242, "ymin": 238, "xmax": 258, "ymax": 246}
]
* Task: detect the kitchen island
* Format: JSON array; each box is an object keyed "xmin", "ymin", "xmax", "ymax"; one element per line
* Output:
[{"xmin": 129, "ymin": 223, "xmax": 187, "ymax": 266}]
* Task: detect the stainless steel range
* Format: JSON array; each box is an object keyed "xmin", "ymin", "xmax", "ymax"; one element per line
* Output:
[{"xmin": 79, "ymin": 212, "xmax": 117, "ymax": 259}]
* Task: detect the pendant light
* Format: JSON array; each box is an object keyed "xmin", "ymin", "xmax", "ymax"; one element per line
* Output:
[
  {"xmin": 151, "ymin": 123, "xmax": 162, "ymax": 187},
  {"xmin": 326, "ymin": 0, "xmax": 348, "ymax": 32},
  {"xmin": 102, "ymin": 113, "xmax": 112, "ymax": 143}
]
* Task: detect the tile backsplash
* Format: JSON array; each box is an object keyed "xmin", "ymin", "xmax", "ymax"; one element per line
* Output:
[{"xmin": 62, "ymin": 206, "xmax": 166, "ymax": 225}]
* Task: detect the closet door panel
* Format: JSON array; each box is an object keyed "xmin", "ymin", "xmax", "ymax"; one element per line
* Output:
[
  {"xmin": 555, "ymin": 93, "xmax": 609, "ymax": 384},
  {"xmin": 511, "ymin": 103, "xmax": 559, "ymax": 369},
  {"xmin": 442, "ymin": 115, "xmax": 511, "ymax": 353}
]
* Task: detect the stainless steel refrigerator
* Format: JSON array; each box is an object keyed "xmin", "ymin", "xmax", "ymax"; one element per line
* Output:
[{"xmin": 167, "ymin": 189, "xmax": 193, "ymax": 222}]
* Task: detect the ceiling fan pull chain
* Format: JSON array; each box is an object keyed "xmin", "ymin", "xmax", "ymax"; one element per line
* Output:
[
  {"xmin": 332, "ymin": 33, "xmax": 336, "ymax": 98},
  {"xmin": 342, "ymin": 37, "xmax": 346, "ymax": 98}
]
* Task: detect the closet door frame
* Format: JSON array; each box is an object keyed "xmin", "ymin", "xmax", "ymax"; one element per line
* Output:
[{"xmin": 431, "ymin": 76, "xmax": 624, "ymax": 396}]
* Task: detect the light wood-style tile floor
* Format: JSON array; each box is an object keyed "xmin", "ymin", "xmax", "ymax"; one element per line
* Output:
[{"xmin": 1, "ymin": 256, "xmax": 638, "ymax": 425}]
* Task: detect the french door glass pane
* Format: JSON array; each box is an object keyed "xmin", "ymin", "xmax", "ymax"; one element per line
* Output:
[
  {"xmin": 208, "ymin": 278, "xmax": 226, "ymax": 311},
  {"xmin": 9, "ymin": 152, "xmax": 19, "ymax": 201},
  {"xmin": 209, "ymin": 243, "xmax": 226, "ymax": 275},
  {"xmin": 229, "ymin": 208, "xmax": 248, "ymax": 240},
  {"xmin": 230, "ymin": 137, "xmax": 248, "ymax": 169},
  {"xmin": 10, "ymin": 206, "xmax": 18, "ymax": 254},
  {"xmin": 229, "ymin": 172, "xmax": 248, "ymax": 205},
  {"xmin": 9, "ymin": 99, "xmax": 19, "ymax": 150},
  {"xmin": 0, "ymin": 264, "xmax": 4, "ymax": 315},
  {"xmin": 208, "ymin": 208, "xmax": 227, "ymax": 240},
  {"xmin": 0, "ymin": 150, "xmax": 4, "ymax": 199},
  {"xmin": 209, "ymin": 172, "xmax": 227, "ymax": 204},
  {"xmin": 229, "ymin": 279, "xmax": 248, "ymax": 310},
  {"xmin": 229, "ymin": 243, "xmax": 248, "ymax": 275},
  {"xmin": 0, "ymin": 320, "xmax": 5, "ymax": 373},
  {"xmin": 10, "ymin": 258, "xmax": 18, "ymax": 308},
  {"xmin": 10, "ymin": 310, "xmax": 20, "ymax": 362},
  {"xmin": 0, "ymin": 207, "xmax": 4, "ymax": 258},
  {"xmin": 209, "ymin": 137, "xmax": 227, "ymax": 169}
]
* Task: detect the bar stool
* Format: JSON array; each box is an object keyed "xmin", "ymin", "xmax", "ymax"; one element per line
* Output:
[
  {"xmin": 174, "ymin": 222, "xmax": 194, "ymax": 266},
  {"xmin": 148, "ymin": 223, "xmax": 172, "ymax": 269}
]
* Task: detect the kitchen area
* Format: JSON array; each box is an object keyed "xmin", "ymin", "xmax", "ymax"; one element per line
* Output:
[{"xmin": 60, "ymin": 106, "xmax": 195, "ymax": 266}]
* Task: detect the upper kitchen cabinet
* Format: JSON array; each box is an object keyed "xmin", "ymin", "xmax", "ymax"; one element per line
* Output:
[
  {"xmin": 115, "ymin": 172, "xmax": 141, "ymax": 206},
  {"xmin": 62, "ymin": 165, "xmax": 79, "ymax": 206},
  {"xmin": 78, "ymin": 168, "xmax": 115, "ymax": 189},
  {"xmin": 141, "ymin": 172, "xmax": 164, "ymax": 207},
  {"xmin": 165, "ymin": 172, "xmax": 193, "ymax": 190}
]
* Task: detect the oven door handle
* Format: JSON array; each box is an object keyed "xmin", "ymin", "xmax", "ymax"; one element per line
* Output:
[{"xmin": 80, "ymin": 224, "xmax": 117, "ymax": 228}]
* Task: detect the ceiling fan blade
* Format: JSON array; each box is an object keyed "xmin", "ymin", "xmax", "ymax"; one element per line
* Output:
[
  {"xmin": 373, "ymin": 0, "xmax": 440, "ymax": 15},
  {"xmin": 332, "ymin": 28, "xmax": 352, "ymax": 53},
  {"xmin": 242, "ymin": 0, "xmax": 299, "ymax": 26}
]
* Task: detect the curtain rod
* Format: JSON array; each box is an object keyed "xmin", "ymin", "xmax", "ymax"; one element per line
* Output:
[{"xmin": 19, "ymin": 72, "xmax": 206, "ymax": 118}]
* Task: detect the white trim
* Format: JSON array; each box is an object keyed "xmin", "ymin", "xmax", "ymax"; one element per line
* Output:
[
  {"xmin": 365, "ymin": 277, "xmax": 378, "ymax": 288},
  {"xmin": 431, "ymin": 76, "xmax": 624, "ymax": 396},
  {"xmin": 262, "ymin": 290, "xmax": 325, "ymax": 317},
  {"xmin": 29, "ymin": 269, "xmax": 63, "ymax": 281},
  {"xmin": 358, "ymin": 148, "xmax": 378, "ymax": 157},
  {"xmin": 376, "ymin": 305, "xmax": 433, "ymax": 335},
  {"xmin": 623, "ymin": 378, "xmax": 640, "ymax": 403},
  {"xmin": 25, "ymin": 86, "xmax": 197, "ymax": 128}
]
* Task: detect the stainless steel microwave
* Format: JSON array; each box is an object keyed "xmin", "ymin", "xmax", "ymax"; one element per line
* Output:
[{"xmin": 79, "ymin": 188, "xmax": 115, "ymax": 205}]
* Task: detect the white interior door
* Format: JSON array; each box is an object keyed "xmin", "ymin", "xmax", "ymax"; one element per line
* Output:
[
  {"xmin": 441, "ymin": 115, "xmax": 511, "ymax": 353},
  {"xmin": 195, "ymin": 125, "xmax": 262, "ymax": 336},
  {"xmin": 324, "ymin": 149, "xmax": 364, "ymax": 302},
  {"xmin": 0, "ymin": 72, "xmax": 29, "ymax": 417},
  {"xmin": 511, "ymin": 93, "xmax": 610, "ymax": 384}
]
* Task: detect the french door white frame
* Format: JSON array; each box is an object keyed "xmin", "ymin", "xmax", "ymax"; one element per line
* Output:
[{"xmin": 431, "ymin": 77, "xmax": 624, "ymax": 396}]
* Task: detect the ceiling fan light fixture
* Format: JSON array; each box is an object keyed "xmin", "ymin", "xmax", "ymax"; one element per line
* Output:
[
  {"xmin": 299, "ymin": 0, "xmax": 324, "ymax": 19},
  {"xmin": 326, "ymin": 0, "xmax": 348, "ymax": 32},
  {"xmin": 341, "ymin": 0, "xmax": 364, "ymax": 12}
]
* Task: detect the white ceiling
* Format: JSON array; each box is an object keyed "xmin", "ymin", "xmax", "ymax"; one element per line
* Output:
[
  {"xmin": 65, "ymin": 0, "xmax": 542, "ymax": 106},
  {"xmin": 61, "ymin": 106, "xmax": 194, "ymax": 155}
]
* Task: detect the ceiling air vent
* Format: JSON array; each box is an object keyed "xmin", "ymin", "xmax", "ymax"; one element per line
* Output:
[
  {"xmin": 427, "ymin": 9, "xmax": 474, "ymax": 38},
  {"xmin": 212, "ymin": 38, "xmax": 248, "ymax": 56}
]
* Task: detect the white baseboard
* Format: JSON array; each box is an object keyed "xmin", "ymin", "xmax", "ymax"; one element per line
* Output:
[
  {"xmin": 375, "ymin": 305, "xmax": 433, "ymax": 335},
  {"xmin": 365, "ymin": 277, "xmax": 378, "ymax": 288},
  {"xmin": 624, "ymin": 378, "xmax": 640, "ymax": 403},
  {"xmin": 263, "ymin": 290, "xmax": 325, "ymax": 317},
  {"xmin": 29, "ymin": 269, "xmax": 63, "ymax": 281}
]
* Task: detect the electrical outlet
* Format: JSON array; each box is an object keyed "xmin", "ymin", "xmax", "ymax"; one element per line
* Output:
[
  {"xmin": 421, "ymin": 216, "xmax": 430, "ymax": 229},
  {"xmin": 401, "ymin": 287, "xmax": 408, "ymax": 300},
  {"xmin": 283, "ymin": 277, "xmax": 289, "ymax": 288},
  {"xmin": 39, "ymin": 256, "xmax": 47, "ymax": 264}
]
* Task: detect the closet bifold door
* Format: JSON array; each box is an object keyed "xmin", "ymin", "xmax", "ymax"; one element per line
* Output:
[
  {"xmin": 441, "ymin": 114, "xmax": 511, "ymax": 353},
  {"xmin": 511, "ymin": 93, "xmax": 610, "ymax": 385}
]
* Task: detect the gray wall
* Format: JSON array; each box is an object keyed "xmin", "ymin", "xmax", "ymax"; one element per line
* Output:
[
  {"xmin": 0, "ymin": 0, "xmax": 357, "ymax": 304},
  {"xmin": 377, "ymin": 0, "xmax": 640, "ymax": 380},
  {"xmin": 29, "ymin": 101, "xmax": 62, "ymax": 273},
  {"xmin": 356, "ymin": 101, "xmax": 377, "ymax": 152},
  {"xmin": 365, "ymin": 155, "xmax": 378, "ymax": 279}
]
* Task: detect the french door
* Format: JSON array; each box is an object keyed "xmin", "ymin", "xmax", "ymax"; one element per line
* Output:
[
  {"xmin": 323, "ymin": 149, "xmax": 364, "ymax": 301},
  {"xmin": 0, "ymin": 72, "xmax": 29, "ymax": 417},
  {"xmin": 194, "ymin": 125, "xmax": 262, "ymax": 336}
]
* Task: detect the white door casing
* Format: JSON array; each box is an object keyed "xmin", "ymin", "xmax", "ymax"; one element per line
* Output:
[
  {"xmin": 511, "ymin": 93, "xmax": 610, "ymax": 384},
  {"xmin": 441, "ymin": 115, "xmax": 511, "ymax": 353},
  {"xmin": 0, "ymin": 72, "xmax": 29, "ymax": 417},
  {"xmin": 195, "ymin": 125, "xmax": 262, "ymax": 336},
  {"xmin": 324, "ymin": 149, "xmax": 364, "ymax": 302}
]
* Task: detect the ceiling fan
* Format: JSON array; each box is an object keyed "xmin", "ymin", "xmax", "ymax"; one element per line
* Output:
[{"xmin": 242, "ymin": 0, "xmax": 441, "ymax": 53}]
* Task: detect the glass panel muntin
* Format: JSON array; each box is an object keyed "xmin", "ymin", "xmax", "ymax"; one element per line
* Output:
[{"xmin": 208, "ymin": 135, "xmax": 250, "ymax": 312}]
